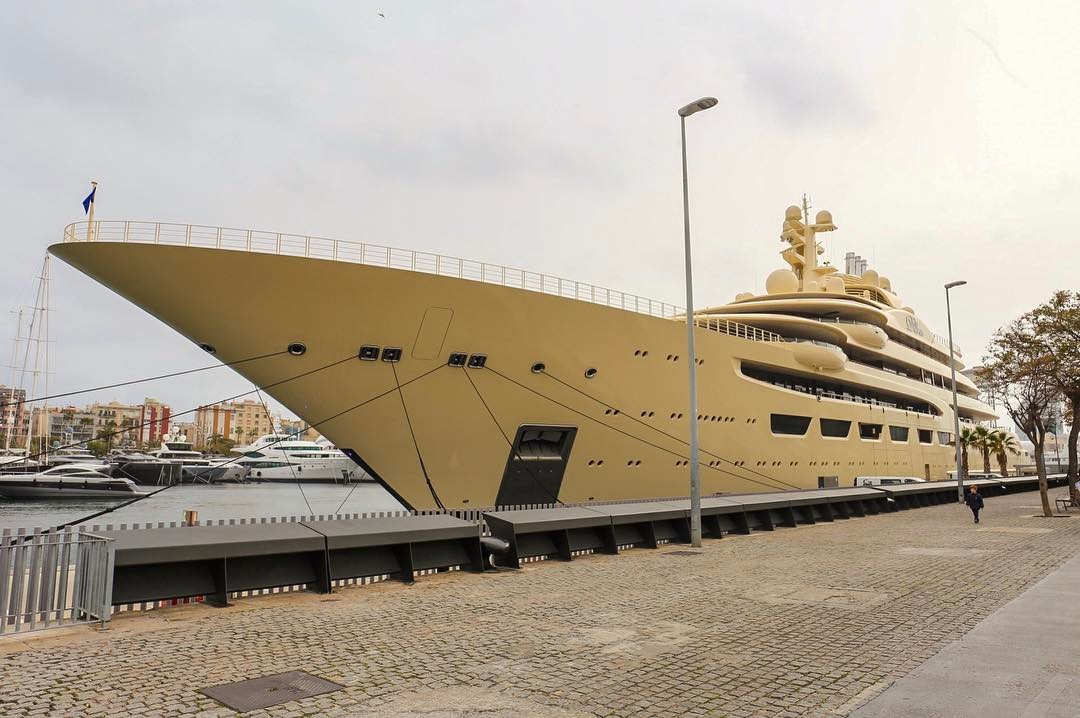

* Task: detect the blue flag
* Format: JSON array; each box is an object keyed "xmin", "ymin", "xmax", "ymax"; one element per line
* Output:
[{"xmin": 82, "ymin": 187, "xmax": 96, "ymax": 214}]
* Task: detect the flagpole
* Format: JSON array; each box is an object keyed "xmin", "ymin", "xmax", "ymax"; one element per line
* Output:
[{"xmin": 86, "ymin": 180, "xmax": 98, "ymax": 241}]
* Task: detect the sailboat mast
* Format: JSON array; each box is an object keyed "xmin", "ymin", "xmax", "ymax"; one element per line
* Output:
[{"xmin": 3, "ymin": 309, "xmax": 24, "ymax": 452}]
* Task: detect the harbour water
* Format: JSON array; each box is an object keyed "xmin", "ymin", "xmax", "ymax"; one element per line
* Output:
[{"xmin": 0, "ymin": 481, "xmax": 405, "ymax": 532}]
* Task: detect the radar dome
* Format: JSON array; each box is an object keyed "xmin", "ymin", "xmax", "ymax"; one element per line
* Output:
[
  {"xmin": 735, "ymin": 292, "xmax": 753, "ymax": 301},
  {"xmin": 765, "ymin": 269, "xmax": 798, "ymax": 295},
  {"xmin": 804, "ymin": 280, "xmax": 820, "ymax": 292},
  {"xmin": 879, "ymin": 276, "xmax": 892, "ymax": 291},
  {"xmin": 785, "ymin": 205, "xmax": 802, "ymax": 221},
  {"xmin": 824, "ymin": 276, "xmax": 845, "ymax": 293},
  {"xmin": 862, "ymin": 269, "xmax": 880, "ymax": 286},
  {"xmin": 815, "ymin": 210, "xmax": 833, "ymax": 225}
]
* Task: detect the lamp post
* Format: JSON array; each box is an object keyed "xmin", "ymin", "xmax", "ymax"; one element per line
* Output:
[
  {"xmin": 945, "ymin": 280, "xmax": 967, "ymax": 502},
  {"xmin": 678, "ymin": 96, "xmax": 717, "ymax": 547}
]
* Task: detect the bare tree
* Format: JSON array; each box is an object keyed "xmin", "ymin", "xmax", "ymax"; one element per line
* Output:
[
  {"xmin": 982, "ymin": 313, "xmax": 1058, "ymax": 516},
  {"xmin": 1031, "ymin": 290, "xmax": 1080, "ymax": 502}
]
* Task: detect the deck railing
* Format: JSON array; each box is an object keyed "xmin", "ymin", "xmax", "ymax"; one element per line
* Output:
[
  {"xmin": 694, "ymin": 316, "xmax": 785, "ymax": 343},
  {"xmin": 63, "ymin": 220, "xmax": 685, "ymax": 320}
]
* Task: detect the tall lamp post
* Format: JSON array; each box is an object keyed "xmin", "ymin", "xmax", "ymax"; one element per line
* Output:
[
  {"xmin": 945, "ymin": 280, "xmax": 967, "ymax": 502},
  {"xmin": 678, "ymin": 96, "xmax": 717, "ymax": 547}
]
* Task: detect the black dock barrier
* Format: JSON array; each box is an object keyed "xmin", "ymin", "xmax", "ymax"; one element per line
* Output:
[
  {"xmin": 81, "ymin": 475, "xmax": 1069, "ymax": 609},
  {"xmin": 92, "ymin": 515, "xmax": 482, "ymax": 607}
]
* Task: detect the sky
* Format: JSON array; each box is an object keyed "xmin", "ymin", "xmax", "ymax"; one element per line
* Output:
[{"xmin": 1, "ymin": 0, "xmax": 1077, "ymax": 418}]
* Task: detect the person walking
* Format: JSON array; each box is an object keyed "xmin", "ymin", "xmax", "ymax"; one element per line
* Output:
[{"xmin": 965, "ymin": 485, "xmax": 984, "ymax": 523}]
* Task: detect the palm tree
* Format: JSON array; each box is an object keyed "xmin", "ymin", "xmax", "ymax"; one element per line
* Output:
[
  {"xmin": 987, "ymin": 429, "xmax": 1019, "ymax": 477},
  {"xmin": 970, "ymin": 425, "xmax": 993, "ymax": 474},
  {"xmin": 958, "ymin": 426, "xmax": 978, "ymax": 478}
]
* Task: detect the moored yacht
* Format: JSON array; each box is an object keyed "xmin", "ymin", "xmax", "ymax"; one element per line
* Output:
[
  {"xmin": 232, "ymin": 433, "xmax": 367, "ymax": 483},
  {"xmin": 0, "ymin": 463, "xmax": 143, "ymax": 499},
  {"xmin": 149, "ymin": 433, "xmax": 248, "ymax": 483},
  {"xmin": 51, "ymin": 203, "xmax": 998, "ymax": 509}
]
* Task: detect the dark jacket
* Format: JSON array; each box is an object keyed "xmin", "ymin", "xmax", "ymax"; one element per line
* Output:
[{"xmin": 965, "ymin": 492, "xmax": 984, "ymax": 510}]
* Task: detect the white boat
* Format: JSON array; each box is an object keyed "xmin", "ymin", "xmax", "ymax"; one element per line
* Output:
[
  {"xmin": 0, "ymin": 464, "xmax": 143, "ymax": 499},
  {"xmin": 149, "ymin": 434, "xmax": 248, "ymax": 483},
  {"xmin": 232, "ymin": 433, "xmax": 367, "ymax": 483},
  {"xmin": 46, "ymin": 447, "xmax": 108, "ymax": 468}
]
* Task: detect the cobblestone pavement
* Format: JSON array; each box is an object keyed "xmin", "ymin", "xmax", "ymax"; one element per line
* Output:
[{"xmin": 2, "ymin": 491, "xmax": 1078, "ymax": 718}]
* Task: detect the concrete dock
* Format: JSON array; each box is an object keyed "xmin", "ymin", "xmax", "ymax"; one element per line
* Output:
[{"xmin": 1, "ymin": 490, "xmax": 1078, "ymax": 717}]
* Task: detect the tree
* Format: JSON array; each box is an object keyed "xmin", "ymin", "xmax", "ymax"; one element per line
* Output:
[
  {"xmin": 969, "ymin": 425, "xmax": 993, "ymax": 475},
  {"xmin": 206, "ymin": 433, "xmax": 235, "ymax": 456},
  {"xmin": 1030, "ymin": 290, "xmax": 1080, "ymax": 502},
  {"xmin": 958, "ymin": 426, "xmax": 977, "ymax": 479},
  {"xmin": 97, "ymin": 420, "xmax": 118, "ymax": 452},
  {"xmin": 987, "ymin": 429, "xmax": 1019, "ymax": 478},
  {"xmin": 981, "ymin": 313, "xmax": 1059, "ymax": 517},
  {"xmin": 86, "ymin": 439, "xmax": 108, "ymax": 457}
]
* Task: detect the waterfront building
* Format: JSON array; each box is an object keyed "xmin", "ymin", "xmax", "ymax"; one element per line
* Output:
[
  {"xmin": 138, "ymin": 397, "xmax": 171, "ymax": 446},
  {"xmin": 85, "ymin": 401, "xmax": 143, "ymax": 447},
  {"xmin": 194, "ymin": 403, "xmax": 237, "ymax": 448},
  {"xmin": 228, "ymin": 399, "xmax": 274, "ymax": 445},
  {"xmin": 0, "ymin": 385, "xmax": 28, "ymax": 448}
]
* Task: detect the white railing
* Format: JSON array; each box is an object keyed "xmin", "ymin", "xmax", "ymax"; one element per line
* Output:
[
  {"xmin": 1, "ymin": 527, "xmax": 114, "ymax": 634},
  {"xmin": 694, "ymin": 316, "xmax": 786, "ymax": 343},
  {"xmin": 63, "ymin": 221, "xmax": 685, "ymax": 320}
]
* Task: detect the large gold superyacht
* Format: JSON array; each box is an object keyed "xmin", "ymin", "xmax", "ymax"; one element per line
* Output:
[{"xmin": 50, "ymin": 203, "xmax": 996, "ymax": 509}]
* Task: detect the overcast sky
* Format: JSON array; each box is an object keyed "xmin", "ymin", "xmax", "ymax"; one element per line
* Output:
[{"xmin": 1, "ymin": 1, "xmax": 1077, "ymax": 418}]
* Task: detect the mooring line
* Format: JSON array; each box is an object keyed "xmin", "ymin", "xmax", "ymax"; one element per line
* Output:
[
  {"xmin": 391, "ymin": 362, "xmax": 446, "ymax": 511},
  {"xmin": 484, "ymin": 364, "xmax": 795, "ymax": 492},
  {"xmin": 460, "ymin": 367, "xmax": 563, "ymax": 505},
  {"xmin": 540, "ymin": 369, "xmax": 800, "ymax": 490},
  {"xmin": 0, "ymin": 348, "xmax": 290, "ymax": 411}
]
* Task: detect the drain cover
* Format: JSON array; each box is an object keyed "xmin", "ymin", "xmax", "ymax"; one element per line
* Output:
[
  {"xmin": 201, "ymin": 670, "xmax": 344, "ymax": 712},
  {"xmin": 665, "ymin": 550, "xmax": 703, "ymax": 556}
]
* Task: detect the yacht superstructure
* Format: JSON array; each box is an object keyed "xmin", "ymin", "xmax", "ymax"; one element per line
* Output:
[
  {"xmin": 232, "ymin": 433, "xmax": 367, "ymax": 482},
  {"xmin": 51, "ymin": 205, "xmax": 996, "ymax": 510}
]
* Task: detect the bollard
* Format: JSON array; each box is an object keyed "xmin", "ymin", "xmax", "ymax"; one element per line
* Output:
[{"xmin": 182, "ymin": 510, "xmax": 198, "ymax": 526}]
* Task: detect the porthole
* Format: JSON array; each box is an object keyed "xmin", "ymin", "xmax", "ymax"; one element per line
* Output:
[
  {"xmin": 648, "ymin": 411, "xmax": 655, "ymax": 417},
  {"xmin": 531, "ymin": 362, "xmax": 546, "ymax": 374},
  {"xmin": 627, "ymin": 460, "xmax": 634, "ymax": 467},
  {"xmin": 642, "ymin": 351, "xmax": 649, "ymax": 357},
  {"xmin": 633, "ymin": 350, "xmax": 641, "ymax": 356},
  {"xmin": 634, "ymin": 460, "xmax": 641, "ymax": 466},
  {"xmin": 588, "ymin": 460, "xmax": 595, "ymax": 466},
  {"xmin": 667, "ymin": 354, "xmax": 673, "ymax": 361},
  {"xmin": 199, "ymin": 343, "xmax": 216, "ymax": 354},
  {"xmin": 287, "ymin": 342, "xmax": 307, "ymax": 356},
  {"xmin": 585, "ymin": 367, "xmax": 598, "ymax": 379},
  {"xmin": 597, "ymin": 460, "xmax": 604, "ymax": 466}
]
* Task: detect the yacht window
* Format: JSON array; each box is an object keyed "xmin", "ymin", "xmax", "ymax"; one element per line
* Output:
[
  {"xmin": 889, "ymin": 426, "xmax": 909, "ymax": 442},
  {"xmin": 244, "ymin": 451, "xmax": 266, "ymax": 458},
  {"xmin": 820, "ymin": 419, "xmax": 851, "ymax": 438},
  {"xmin": 859, "ymin": 423, "xmax": 883, "ymax": 440},
  {"xmin": 918, "ymin": 429, "xmax": 933, "ymax": 444},
  {"xmin": 938, "ymin": 431, "xmax": 953, "ymax": 445},
  {"xmin": 771, "ymin": 414, "xmax": 812, "ymax": 436}
]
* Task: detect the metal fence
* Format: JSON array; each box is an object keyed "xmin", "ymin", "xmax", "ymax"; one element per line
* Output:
[
  {"xmin": 63, "ymin": 220, "xmax": 684, "ymax": 320},
  {"xmin": 1, "ymin": 528, "xmax": 114, "ymax": 635}
]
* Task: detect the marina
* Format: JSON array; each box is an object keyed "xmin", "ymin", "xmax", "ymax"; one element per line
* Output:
[{"xmin": 3, "ymin": 4, "xmax": 1080, "ymax": 716}]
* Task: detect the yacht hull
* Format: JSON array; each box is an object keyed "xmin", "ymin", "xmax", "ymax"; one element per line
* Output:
[{"xmin": 51, "ymin": 241, "xmax": 968, "ymax": 510}]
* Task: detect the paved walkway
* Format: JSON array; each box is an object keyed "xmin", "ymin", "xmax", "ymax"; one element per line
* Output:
[
  {"xmin": 1, "ymin": 490, "xmax": 1078, "ymax": 717},
  {"xmin": 853, "ymin": 543, "xmax": 1080, "ymax": 717}
]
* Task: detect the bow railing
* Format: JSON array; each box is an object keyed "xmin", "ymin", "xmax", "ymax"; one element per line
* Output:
[{"xmin": 62, "ymin": 220, "xmax": 685, "ymax": 320}]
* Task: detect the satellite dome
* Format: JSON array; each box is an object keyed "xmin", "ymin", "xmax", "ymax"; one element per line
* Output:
[
  {"xmin": 862, "ymin": 269, "xmax": 880, "ymax": 286},
  {"xmin": 765, "ymin": 269, "xmax": 799, "ymax": 295},
  {"xmin": 785, "ymin": 205, "xmax": 802, "ymax": 221}
]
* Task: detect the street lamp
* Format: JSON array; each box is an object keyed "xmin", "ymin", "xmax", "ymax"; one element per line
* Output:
[
  {"xmin": 945, "ymin": 280, "xmax": 967, "ymax": 502},
  {"xmin": 679, "ymin": 96, "xmax": 717, "ymax": 547}
]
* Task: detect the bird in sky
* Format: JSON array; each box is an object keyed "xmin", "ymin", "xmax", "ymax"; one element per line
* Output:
[{"xmin": 378, "ymin": 12, "xmax": 385, "ymax": 18}]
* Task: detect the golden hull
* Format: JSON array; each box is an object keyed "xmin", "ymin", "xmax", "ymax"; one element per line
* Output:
[{"xmin": 51, "ymin": 241, "xmax": 964, "ymax": 509}]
